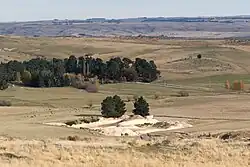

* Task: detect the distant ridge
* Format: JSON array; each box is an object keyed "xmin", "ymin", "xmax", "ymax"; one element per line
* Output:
[
  {"xmin": 1, "ymin": 15, "xmax": 250, "ymax": 24},
  {"xmin": 1, "ymin": 15, "xmax": 250, "ymax": 38},
  {"xmin": 51, "ymin": 15, "xmax": 250, "ymax": 24}
]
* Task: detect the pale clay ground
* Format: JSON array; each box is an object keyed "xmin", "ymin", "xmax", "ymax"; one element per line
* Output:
[{"xmin": 45, "ymin": 115, "xmax": 193, "ymax": 136}]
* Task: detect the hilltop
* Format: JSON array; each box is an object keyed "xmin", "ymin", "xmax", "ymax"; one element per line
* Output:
[{"xmin": 1, "ymin": 16, "xmax": 250, "ymax": 38}]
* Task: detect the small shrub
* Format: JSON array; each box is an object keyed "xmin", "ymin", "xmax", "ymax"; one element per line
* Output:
[
  {"xmin": 0, "ymin": 100, "xmax": 12, "ymax": 106},
  {"xmin": 65, "ymin": 120, "xmax": 80, "ymax": 126},
  {"xmin": 154, "ymin": 94, "xmax": 160, "ymax": 99},
  {"xmin": 197, "ymin": 54, "xmax": 202, "ymax": 59},
  {"xmin": 69, "ymin": 74, "xmax": 87, "ymax": 89},
  {"xmin": 101, "ymin": 95, "xmax": 126, "ymax": 118},
  {"xmin": 87, "ymin": 100, "xmax": 93, "ymax": 109},
  {"xmin": 85, "ymin": 78, "xmax": 100, "ymax": 93},
  {"xmin": 67, "ymin": 135, "xmax": 80, "ymax": 141},
  {"xmin": 81, "ymin": 116, "xmax": 99, "ymax": 123},
  {"xmin": 85, "ymin": 83, "xmax": 98, "ymax": 93},
  {"xmin": 133, "ymin": 96, "xmax": 150, "ymax": 117},
  {"xmin": 67, "ymin": 74, "xmax": 99, "ymax": 92},
  {"xmin": 73, "ymin": 81, "xmax": 87, "ymax": 90},
  {"xmin": 177, "ymin": 91, "xmax": 189, "ymax": 97},
  {"xmin": 225, "ymin": 80, "xmax": 230, "ymax": 89},
  {"xmin": 232, "ymin": 80, "xmax": 244, "ymax": 91},
  {"xmin": 152, "ymin": 122, "xmax": 171, "ymax": 128},
  {"xmin": 240, "ymin": 80, "xmax": 244, "ymax": 90},
  {"xmin": 63, "ymin": 73, "xmax": 72, "ymax": 86}
]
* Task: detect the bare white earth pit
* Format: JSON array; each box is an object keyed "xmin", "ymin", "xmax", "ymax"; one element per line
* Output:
[{"xmin": 44, "ymin": 115, "xmax": 193, "ymax": 136}]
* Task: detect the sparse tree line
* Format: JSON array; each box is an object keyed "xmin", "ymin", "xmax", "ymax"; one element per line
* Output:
[
  {"xmin": 0, "ymin": 55, "xmax": 160, "ymax": 89},
  {"xmin": 101, "ymin": 95, "xmax": 149, "ymax": 118}
]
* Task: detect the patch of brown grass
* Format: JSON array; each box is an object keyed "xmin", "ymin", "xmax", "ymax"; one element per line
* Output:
[
  {"xmin": 154, "ymin": 93, "xmax": 160, "ymax": 100},
  {"xmin": 0, "ymin": 136, "xmax": 249, "ymax": 167},
  {"xmin": 66, "ymin": 135, "xmax": 80, "ymax": 141},
  {"xmin": 171, "ymin": 90, "xmax": 190, "ymax": 97},
  {"xmin": 0, "ymin": 100, "xmax": 12, "ymax": 106}
]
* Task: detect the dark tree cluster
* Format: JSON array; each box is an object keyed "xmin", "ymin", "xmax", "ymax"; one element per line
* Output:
[
  {"xmin": 0, "ymin": 55, "xmax": 160, "ymax": 89},
  {"xmin": 101, "ymin": 95, "xmax": 149, "ymax": 118}
]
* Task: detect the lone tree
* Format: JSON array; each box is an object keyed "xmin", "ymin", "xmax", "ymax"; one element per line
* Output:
[
  {"xmin": 197, "ymin": 54, "xmax": 202, "ymax": 59},
  {"xmin": 101, "ymin": 95, "xmax": 126, "ymax": 118},
  {"xmin": 133, "ymin": 96, "xmax": 150, "ymax": 117}
]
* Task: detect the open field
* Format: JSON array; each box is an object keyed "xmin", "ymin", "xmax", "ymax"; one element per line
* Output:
[{"xmin": 1, "ymin": 36, "xmax": 250, "ymax": 166}]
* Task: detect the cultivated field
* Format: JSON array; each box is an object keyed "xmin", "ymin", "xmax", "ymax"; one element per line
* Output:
[{"xmin": 0, "ymin": 36, "xmax": 250, "ymax": 166}]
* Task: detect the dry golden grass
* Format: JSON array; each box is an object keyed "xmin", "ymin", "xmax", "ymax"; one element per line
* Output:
[
  {"xmin": 0, "ymin": 136, "xmax": 249, "ymax": 167},
  {"xmin": 1, "ymin": 36, "xmax": 250, "ymax": 80},
  {"xmin": 0, "ymin": 81, "xmax": 220, "ymax": 113},
  {"xmin": 1, "ymin": 36, "xmax": 250, "ymax": 166}
]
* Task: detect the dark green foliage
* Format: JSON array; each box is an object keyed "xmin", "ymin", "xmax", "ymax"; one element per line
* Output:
[
  {"xmin": 197, "ymin": 54, "xmax": 202, "ymax": 59},
  {"xmin": 134, "ymin": 58, "xmax": 160, "ymax": 82},
  {"xmin": 0, "ymin": 79, "xmax": 8, "ymax": 90},
  {"xmin": 123, "ymin": 68, "xmax": 138, "ymax": 82},
  {"xmin": 122, "ymin": 58, "xmax": 133, "ymax": 68},
  {"xmin": 113, "ymin": 95, "xmax": 126, "ymax": 116},
  {"xmin": 38, "ymin": 70, "xmax": 54, "ymax": 87},
  {"xmin": 133, "ymin": 96, "xmax": 150, "ymax": 117},
  {"xmin": 0, "ymin": 55, "xmax": 160, "ymax": 88},
  {"xmin": 101, "ymin": 95, "xmax": 126, "ymax": 118},
  {"xmin": 0, "ymin": 64, "xmax": 10, "ymax": 85},
  {"xmin": 101, "ymin": 96, "xmax": 116, "ymax": 118},
  {"xmin": 65, "ymin": 55, "xmax": 77, "ymax": 73},
  {"xmin": 5, "ymin": 60, "xmax": 25, "ymax": 81},
  {"xmin": 52, "ymin": 58, "xmax": 66, "ymax": 87},
  {"xmin": 23, "ymin": 58, "xmax": 51, "ymax": 73},
  {"xmin": 106, "ymin": 58, "xmax": 123, "ymax": 81}
]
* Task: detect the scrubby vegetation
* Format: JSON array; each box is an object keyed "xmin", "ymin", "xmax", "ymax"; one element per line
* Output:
[
  {"xmin": 0, "ymin": 100, "xmax": 12, "ymax": 106},
  {"xmin": 177, "ymin": 91, "xmax": 190, "ymax": 97},
  {"xmin": 0, "ymin": 55, "xmax": 160, "ymax": 89},
  {"xmin": 67, "ymin": 135, "xmax": 81, "ymax": 141}
]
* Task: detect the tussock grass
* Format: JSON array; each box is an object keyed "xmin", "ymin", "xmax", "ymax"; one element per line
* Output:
[{"xmin": 0, "ymin": 137, "xmax": 248, "ymax": 167}]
